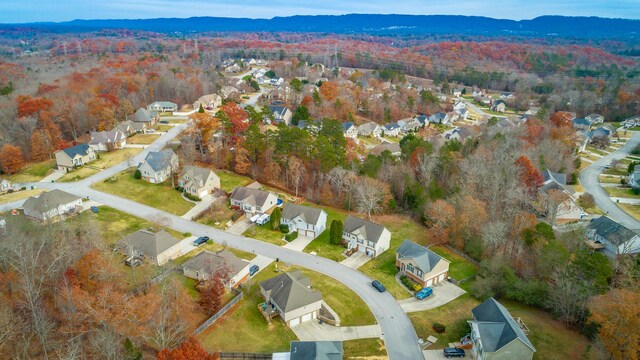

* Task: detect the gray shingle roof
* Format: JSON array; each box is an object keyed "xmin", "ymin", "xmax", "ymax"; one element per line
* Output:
[
  {"xmin": 269, "ymin": 105, "xmax": 289, "ymax": 117},
  {"xmin": 149, "ymin": 101, "xmax": 177, "ymax": 108},
  {"xmin": 62, "ymin": 144, "xmax": 91, "ymax": 158},
  {"xmin": 542, "ymin": 170, "xmax": 567, "ymax": 186},
  {"xmin": 471, "ymin": 298, "xmax": 536, "ymax": 353},
  {"xmin": 139, "ymin": 149, "xmax": 177, "ymax": 172},
  {"xmin": 181, "ymin": 166, "xmax": 216, "ymax": 187},
  {"xmin": 384, "ymin": 123, "xmax": 400, "ymax": 131},
  {"xmin": 22, "ymin": 189, "xmax": 81, "ymax": 214},
  {"xmin": 342, "ymin": 122, "xmax": 354, "ymax": 131},
  {"xmin": 260, "ymin": 271, "xmax": 322, "ymax": 313},
  {"xmin": 282, "ymin": 203, "xmax": 324, "ymax": 226},
  {"xmin": 587, "ymin": 216, "xmax": 639, "ymax": 246},
  {"xmin": 116, "ymin": 229, "xmax": 180, "ymax": 258},
  {"xmin": 230, "ymin": 186, "xmax": 272, "ymax": 207},
  {"xmin": 397, "ymin": 240, "xmax": 446, "ymax": 273},
  {"xmin": 89, "ymin": 130, "xmax": 125, "ymax": 145},
  {"xmin": 290, "ymin": 341, "xmax": 343, "ymax": 360},
  {"xmin": 343, "ymin": 215, "xmax": 386, "ymax": 243},
  {"xmin": 572, "ymin": 118, "xmax": 592, "ymax": 126},
  {"xmin": 182, "ymin": 250, "xmax": 249, "ymax": 280},
  {"xmin": 133, "ymin": 108, "xmax": 154, "ymax": 123}
]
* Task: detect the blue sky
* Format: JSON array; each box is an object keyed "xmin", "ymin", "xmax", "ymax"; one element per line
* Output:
[{"xmin": 1, "ymin": 0, "xmax": 639, "ymax": 23}]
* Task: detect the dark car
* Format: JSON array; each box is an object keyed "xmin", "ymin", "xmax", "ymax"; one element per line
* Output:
[
  {"xmin": 443, "ymin": 347, "xmax": 465, "ymax": 358},
  {"xmin": 249, "ymin": 264, "xmax": 259, "ymax": 276},
  {"xmin": 371, "ymin": 280, "xmax": 386, "ymax": 292},
  {"xmin": 193, "ymin": 236, "xmax": 209, "ymax": 246},
  {"xmin": 90, "ymin": 206, "xmax": 99, "ymax": 213}
]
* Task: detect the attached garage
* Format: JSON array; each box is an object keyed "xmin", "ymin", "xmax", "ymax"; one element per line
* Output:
[
  {"xmin": 198, "ymin": 189, "xmax": 208, "ymax": 198},
  {"xmin": 289, "ymin": 318, "xmax": 301, "ymax": 327},
  {"xmin": 426, "ymin": 279, "xmax": 433, "ymax": 287},
  {"xmin": 301, "ymin": 313, "xmax": 313, "ymax": 323},
  {"xmin": 438, "ymin": 274, "xmax": 445, "ymax": 282},
  {"xmin": 298, "ymin": 229, "xmax": 316, "ymax": 238}
]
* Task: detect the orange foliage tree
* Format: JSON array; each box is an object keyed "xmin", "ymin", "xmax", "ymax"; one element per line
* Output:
[
  {"xmin": 550, "ymin": 111, "xmax": 574, "ymax": 128},
  {"xmin": 515, "ymin": 155, "xmax": 543, "ymax": 191},
  {"xmin": 589, "ymin": 289, "xmax": 640, "ymax": 360},
  {"xmin": 157, "ymin": 337, "xmax": 218, "ymax": 360},
  {"xmin": 197, "ymin": 271, "xmax": 226, "ymax": 316},
  {"xmin": 0, "ymin": 144, "xmax": 25, "ymax": 174},
  {"xmin": 319, "ymin": 81, "xmax": 339, "ymax": 101}
]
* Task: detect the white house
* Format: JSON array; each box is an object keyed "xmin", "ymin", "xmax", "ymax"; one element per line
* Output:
[
  {"xmin": 357, "ymin": 122, "xmax": 382, "ymax": 138},
  {"xmin": 268, "ymin": 105, "xmax": 293, "ymax": 126},
  {"xmin": 22, "ymin": 190, "xmax": 83, "ymax": 222},
  {"xmin": 0, "ymin": 179, "xmax": 12, "ymax": 192},
  {"xmin": 137, "ymin": 149, "xmax": 179, "ymax": 184},
  {"xmin": 280, "ymin": 203, "xmax": 327, "ymax": 239},
  {"xmin": 342, "ymin": 122, "xmax": 358, "ymax": 139},
  {"xmin": 383, "ymin": 123, "xmax": 402, "ymax": 137},
  {"xmin": 89, "ymin": 129, "xmax": 127, "ymax": 152},
  {"xmin": 178, "ymin": 166, "xmax": 220, "ymax": 199},
  {"xmin": 147, "ymin": 101, "xmax": 178, "ymax": 113},
  {"xmin": 342, "ymin": 215, "xmax": 391, "ymax": 258},
  {"xmin": 193, "ymin": 94, "xmax": 222, "ymax": 111},
  {"xmin": 586, "ymin": 216, "xmax": 640, "ymax": 254},
  {"xmin": 230, "ymin": 186, "xmax": 278, "ymax": 215}
]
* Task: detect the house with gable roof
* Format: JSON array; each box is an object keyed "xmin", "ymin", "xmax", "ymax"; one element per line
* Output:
[
  {"xmin": 342, "ymin": 122, "xmax": 358, "ymax": 139},
  {"xmin": 259, "ymin": 271, "xmax": 323, "ymax": 328},
  {"xmin": 396, "ymin": 240, "xmax": 450, "ymax": 287},
  {"xmin": 281, "ymin": 203, "xmax": 327, "ymax": 239},
  {"xmin": 357, "ymin": 122, "xmax": 382, "ymax": 138},
  {"xmin": 586, "ymin": 216, "xmax": 640, "ymax": 254},
  {"xmin": 22, "ymin": 189, "xmax": 83, "ymax": 222},
  {"xmin": 137, "ymin": 149, "xmax": 179, "ymax": 184},
  {"xmin": 89, "ymin": 129, "xmax": 127, "ymax": 151},
  {"xmin": 116, "ymin": 229, "xmax": 182, "ymax": 266},
  {"xmin": 54, "ymin": 144, "xmax": 96, "ymax": 172},
  {"xmin": 268, "ymin": 104, "xmax": 293, "ymax": 125},
  {"xmin": 288, "ymin": 341, "xmax": 343, "ymax": 360},
  {"xmin": 342, "ymin": 215, "xmax": 391, "ymax": 257},
  {"xmin": 131, "ymin": 107, "xmax": 158, "ymax": 127},
  {"xmin": 147, "ymin": 101, "xmax": 178, "ymax": 113},
  {"xmin": 182, "ymin": 250, "xmax": 250, "ymax": 288},
  {"xmin": 383, "ymin": 123, "xmax": 401, "ymax": 137},
  {"xmin": 178, "ymin": 166, "xmax": 220, "ymax": 198},
  {"xmin": 230, "ymin": 186, "xmax": 278, "ymax": 215}
]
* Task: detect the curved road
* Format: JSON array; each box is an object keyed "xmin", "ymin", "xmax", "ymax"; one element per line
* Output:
[
  {"xmin": 579, "ymin": 132, "xmax": 640, "ymax": 230},
  {"xmin": 4, "ymin": 121, "xmax": 424, "ymax": 360}
]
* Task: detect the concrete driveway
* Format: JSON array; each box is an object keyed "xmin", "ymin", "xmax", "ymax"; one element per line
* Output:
[
  {"xmin": 282, "ymin": 234, "xmax": 314, "ymax": 252},
  {"xmin": 423, "ymin": 349, "xmax": 470, "ymax": 359},
  {"xmin": 292, "ymin": 321, "xmax": 382, "ymax": 342},
  {"xmin": 340, "ymin": 252, "xmax": 373, "ymax": 269},
  {"xmin": 399, "ymin": 282, "xmax": 466, "ymax": 313},
  {"xmin": 226, "ymin": 218, "xmax": 253, "ymax": 235}
]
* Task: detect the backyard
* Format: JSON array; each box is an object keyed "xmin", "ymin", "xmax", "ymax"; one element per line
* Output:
[
  {"xmin": 5, "ymin": 159, "xmax": 56, "ymax": 182},
  {"xmin": 92, "ymin": 169, "xmax": 194, "ymax": 215},
  {"xmin": 303, "ymin": 203, "xmax": 349, "ymax": 261},
  {"xmin": 618, "ymin": 203, "xmax": 640, "ymax": 221},
  {"xmin": 217, "ymin": 170, "xmax": 254, "ymax": 192},
  {"xmin": 128, "ymin": 133, "xmax": 161, "ymax": 145},
  {"xmin": 58, "ymin": 148, "xmax": 141, "ymax": 182}
]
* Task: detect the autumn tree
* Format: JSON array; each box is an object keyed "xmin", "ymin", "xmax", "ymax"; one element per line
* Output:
[
  {"xmin": 515, "ymin": 155, "xmax": 543, "ymax": 191},
  {"xmin": 319, "ymin": 81, "xmax": 338, "ymax": 101},
  {"xmin": 31, "ymin": 129, "xmax": 53, "ymax": 161},
  {"xmin": 0, "ymin": 144, "xmax": 25, "ymax": 174},
  {"xmin": 288, "ymin": 156, "xmax": 305, "ymax": 197},
  {"xmin": 424, "ymin": 199, "xmax": 455, "ymax": 244},
  {"xmin": 234, "ymin": 146, "xmax": 252, "ymax": 176},
  {"xmin": 157, "ymin": 337, "xmax": 218, "ymax": 360},
  {"xmin": 354, "ymin": 177, "xmax": 387, "ymax": 220},
  {"xmin": 197, "ymin": 272, "xmax": 226, "ymax": 316},
  {"xmin": 589, "ymin": 289, "xmax": 640, "ymax": 360}
]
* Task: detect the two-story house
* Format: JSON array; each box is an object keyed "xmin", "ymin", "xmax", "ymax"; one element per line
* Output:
[
  {"xmin": 383, "ymin": 123, "xmax": 402, "ymax": 137},
  {"xmin": 342, "ymin": 122, "xmax": 358, "ymax": 139},
  {"xmin": 280, "ymin": 203, "xmax": 328, "ymax": 239},
  {"xmin": 342, "ymin": 215, "xmax": 391, "ymax": 258},
  {"xmin": 178, "ymin": 166, "xmax": 220, "ymax": 199},
  {"xmin": 268, "ymin": 105, "xmax": 293, "ymax": 126},
  {"xmin": 137, "ymin": 149, "xmax": 179, "ymax": 184},
  {"xmin": 260, "ymin": 271, "xmax": 323, "ymax": 328},
  {"xmin": 230, "ymin": 186, "xmax": 278, "ymax": 215},
  {"xmin": 396, "ymin": 240, "xmax": 450, "ymax": 287},
  {"xmin": 147, "ymin": 101, "xmax": 178, "ymax": 113},
  {"xmin": 357, "ymin": 122, "xmax": 382, "ymax": 138},
  {"xmin": 586, "ymin": 216, "xmax": 640, "ymax": 254},
  {"xmin": 54, "ymin": 144, "xmax": 96, "ymax": 172}
]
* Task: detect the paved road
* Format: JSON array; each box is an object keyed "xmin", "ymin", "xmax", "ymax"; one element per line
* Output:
[
  {"xmin": 461, "ymin": 99, "xmax": 506, "ymax": 121},
  {"xmin": 579, "ymin": 132, "xmax": 640, "ymax": 230}
]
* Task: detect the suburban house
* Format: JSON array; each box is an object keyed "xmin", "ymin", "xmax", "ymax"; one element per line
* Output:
[
  {"xmin": 178, "ymin": 166, "xmax": 220, "ymax": 199},
  {"xmin": 397, "ymin": 117, "xmax": 422, "ymax": 132},
  {"xmin": 428, "ymin": 112, "xmax": 449, "ymax": 124},
  {"xmin": 116, "ymin": 120, "xmax": 139, "ymax": 136},
  {"xmin": 132, "ymin": 108, "xmax": 158, "ymax": 127},
  {"xmin": 491, "ymin": 100, "xmax": 506, "ymax": 113},
  {"xmin": 370, "ymin": 143, "xmax": 401, "ymax": 157},
  {"xmin": 0, "ymin": 178, "xmax": 12, "ymax": 192},
  {"xmin": 571, "ymin": 118, "xmax": 593, "ymax": 131},
  {"xmin": 280, "ymin": 203, "xmax": 327, "ymax": 239},
  {"xmin": 259, "ymin": 271, "xmax": 323, "ymax": 328},
  {"xmin": 220, "ymin": 86, "xmax": 241, "ymax": 100},
  {"xmin": 540, "ymin": 171, "xmax": 583, "ymax": 223},
  {"xmin": 443, "ymin": 127, "xmax": 476, "ymax": 142},
  {"xmin": 586, "ymin": 216, "xmax": 640, "ymax": 254},
  {"xmin": 396, "ymin": 240, "xmax": 450, "ymax": 287},
  {"xmin": 147, "ymin": 101, "xmax": 178, "ymax": 113},
  {"xmin": 268, "ymin": 105, "xmax": 293, "ymax": 126},
  {"xmin": 383, "ymin": 123, "xmax": 401, "ymax": 137},
  {"xmin": 88, "ymin": 129, "xmax": 127, "ymax": 151},
  {"xmin": 230, "ymin": 186, "xmax": 278, "ymax": 215},
  {"xmin": 182, "ymin": 250, "xmax": 250, "ymax": 288},
  {"xmin": 586, "ymin": 113, "xmax": 604, "ymax": 124},
  {"xmin": 137, "ymin": 149, "xmax": 179, "ymax": 184},
  {"xmin": 629, "ymin": 169, "xmax": 640, "ymax": 189},
  {"xmin": 285, "ymin": 341, "xmax": 343, "ymax": 360},
  {"xmin": 54, "ymin": 144, "xmax": 96, "ymax": 172},
  {"xmin": 342, "ymin": 215, "xmax": 391, "ymax": 258},
  {"xmin": 23, "ymin": 189, "xmax": 83, "ymax": 222},
  {"xmin": 468, "ymin": 298, "xmax": 536, "ymax": 360},
  {"xmin": 193, "ymin": 94, "xmax": 222, "ymax": 111},
  {"xmin": 500, "ymin": 92, "xmax": 514, "ymax": 99},
  {"xmin": 116, "ymin": 229, "xmax": 182, "ymax": 266},
  {"xmin": 342, "ymin": 122, "xmax": 358, "ymax": 139},
  {"xmin": 357, "ymin": 122, "xmax": 382, "ymax": 138}
]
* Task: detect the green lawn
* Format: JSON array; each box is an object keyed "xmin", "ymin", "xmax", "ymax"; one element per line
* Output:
[
  {"xmin": 303, "ymin": 204, "xmax": 349, "ymax": 261},
  {"xmin": 586, "ymin": 147, "xmax": 608, "ymax": 156},
  {"xmin": 92, "ymin": 169, "xmax": 194, "ymax": 215},
  {"xmin": 343, "ymin": 339, "xmax": 387, "ymax": 359},
  {"xmin": 410, "ymin": 293, "xmax": 478, "ymax": 347},
  {"xmin": 428, "ymin": 246, "xmax": 478, "ymax": 281},
  {"xmin": 195, "ymin": 199, "xmax": 235, "ymax": 229},
  {"xmin": 599, "ymin": 175, "xmax": 623, "ymax": 184},
  {"xmin": 217, "ymin": 170, "xmax": 254, "ymax": 192},
  {"xmin": 617, "ymin": 203, "xmax": 640, "ymax": 222},
  {"xmin": 58, "ymin": 148, "xmax": 141, "ymax": 182},
  {"xmin": 0, "ymin": 188, "xmax": 45, "ymax": 205},
  {"xmin": 5, "ymin": 159, "xmax": 56, "ymax": 183},
  {"xmin": 603, "ymin": 168, "xmax": 628, "ymax": 176},
  {"xmin": 128, "ymin": 133, "xmax": 161, "ymax": 145},
  {"xmin": 154, "ymin": 124, "xmax": 174, "ymax": 132},
  {"xmin": 605, "ymin": 187, "xmax": 640, "ymax": 199},
  {"xmin": 243, "ymin": 224, "xmax": 287, "ymax": 246}
]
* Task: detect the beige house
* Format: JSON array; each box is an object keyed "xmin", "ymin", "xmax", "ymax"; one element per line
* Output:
[
  {"xmin": 230, "ymin": 186, "xmax": 278, "ymax": 215},
  {"xmin": 178, "ymin": 166, "xmax": 220, "ymax": 199},
  {"xmin": 116, "ymin": 229, "xmax": 182, "ymax": 266},
  {"xmin": 260, "ymin": 271, "xmax": 323, "ymax": 328},
  {"xmin": 22, "ymin": 190, "xmax": 83, "ymax": 222},
  {"xmin": 132, "ymin": 107, "xmax": 158, "ymax": 127},
  {"xmin": 182, "ymin": 250, "xmax": 250, "ymax": 288},
  {"xmin": 89, "ymin": 129, "xmax": 127, "ymax": 151},
  {"xmin": 54, "ymin": 144, "xmax": 96, "ymax": 172},
  {"xmin": 396, "ymin": 240, "xmax": 450, "ymax": 287},
  {"xmin": 137, "ymin": 149, "xmax": 179, "ymax": 184},
  {"xmin": 0, "ymin": 178, "xmax": 12, "ymax": 192},
  {"xmin": 342, "ymin": 215, "xmax": 391, "ymax": 258},
  {"xmin": 193, "ymin": 94, "xmax": 222, "ymax": 111}
]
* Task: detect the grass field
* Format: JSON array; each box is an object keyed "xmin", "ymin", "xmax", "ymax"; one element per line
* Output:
[
  {"xmin": 617, "ymin": 203, "xmax": 640, "ymax": 221},
  {"xmin": 0, "ymin": 188, "xmax": 45, "ymax": 205},
  {"xmin": 243, "ymin": 224, "xmax": 287, "ymax": 246},
  {"xmin": 599, "ymin": 175, "xmax": 623, "ymax": 184},
  {"xmin": 58, "ymin": 148, "xmax": 141, "ymax": 182},
  {"xmin": 605, "ymin": 187, "xmax": 640, "ymax": 199},
  {"xmin": 343, "ymin": 338, "xmax": 387, "ymax": 359},
  {"xmin": 128, "ymin": 133, "xmax": 161, "ymax": 145},
  {"xmin": 154, "ymin": 124, "xmax": 174, "ymax": 132},
  {"xmin": 303, "ymin": 204, "xmax": 349, "ymax": 261},
  {"xmin": 217, "ymin": 170, "xmax": 254, "ymax": 192},
  {"xmin": 5, "ymin": 159, "xmax": 56, "ymax": 182},
  {"xmin": 92, "ymin": 169, "xmax": 194, "ymax": 215},
  {"xmin": 429, "ymin": 246, "xmax": 478, "ymax": 281}
]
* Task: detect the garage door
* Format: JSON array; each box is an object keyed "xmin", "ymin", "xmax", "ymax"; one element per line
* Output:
[
  {"xmin": 290, "ymin": 318, "xmax": 300, "ymax": 327},
  {"xmin": 438, "ymin": 274, "xmax": 445, "ymax": 282},
  {"xmin": 301, "ymin": 313, "xmax": 313, "ymax": 323},
  {"xmin": 305, "ymin": 230, "xmax": 315, "ymax": 238},
  {"xmin": 426, "ymin": 279, "xmax": 433, "ymax": 287}
]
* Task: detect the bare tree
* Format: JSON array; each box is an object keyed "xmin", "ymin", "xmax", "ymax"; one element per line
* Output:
[
  {"xmin": 288, "ymin": 156, "xmax": 305, "ymax": 197},
  {"xmin": 145, "ymin": 280, "xmax": 190, "ymax": 350},
  {"xmin": 354, "ymin": 177, "xmax": 384, "ymax": 220}
]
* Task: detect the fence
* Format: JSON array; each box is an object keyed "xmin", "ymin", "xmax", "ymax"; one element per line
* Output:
[
  {"xmin": 194, "ymin": 289, "xmax": 243, "ymax": 335},
  {"xmin": 218, "ymin": 352, "xmax": 272, "ymax": 360},
  {"xmin": 128, "ymin": 267, "xmax": 180, "ymax": 297},
  {"xmin": 444, "ymin": 244, "xmax": 481, "ymax": 267}
]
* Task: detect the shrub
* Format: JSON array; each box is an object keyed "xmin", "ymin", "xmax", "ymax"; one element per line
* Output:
[
  {"xmin": 175, "ymin": 186, "xmax": 184, "ymax": 192},
  {"xmin": 432, "ymin": 322, "xmax": 446, "ymax": 334},
  {"xmin": 285, "ymin": 231, "xmax": 298, "ymax": 241},
  {"xmin": 279, "ymin": 224, "xmax": 290, "ymax": 233},
  {"xmin": 329, "ymin": 219, "xmax": 344, "ymax": 245},
  {"xmin": 184, "ymin": 193, "xmax": 201, "ymax": 202},
  {"xmin": 134, "ymin": 169, "xmax": 142, "ymax": 179},
  {"xmin": 621, "ymin": 178, "xmax": 627, "ymax": 185},
  {"xmin": 412, "ymin": 284, "xmax": 423, "ymax": 292},
  {"xmin": 20, "ymin": 186, "xmax": 26, "ymax": 191},
  {"xmin": 6, "ymin": 189, "xmax": 13, "ymax": 194},
  {"xmin": 183, "ymin": 232, "xmax": 192, "ymax": 237},
  {"xmin": 231, "ymin": 211, "xmax": 243, "ymax": 222},
  {"xmin": 271, "ymin": 207, "xmax": 282, "ymax": 231}
]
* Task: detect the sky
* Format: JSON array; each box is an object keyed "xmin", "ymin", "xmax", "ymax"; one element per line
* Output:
[{"xmin": 0, "ymin": 0, "xmax": 639, "ymax": 23}]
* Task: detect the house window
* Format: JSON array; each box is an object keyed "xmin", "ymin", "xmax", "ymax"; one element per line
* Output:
[
  {"xmin": 357, "ymin": 239, "xmax": 364, "ymax": 244},
  {"xmin": 417, "ymin": 269, "xmax": 423, "ymax": 277},
  {"xmin": 407, "ymin": 264, "xmax": 414, "ymax": 273},
  {"xmin": 368, "ymin": 241, "xmax": 374, "ymax": 247}
]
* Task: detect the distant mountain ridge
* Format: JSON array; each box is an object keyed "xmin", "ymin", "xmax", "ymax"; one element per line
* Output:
[{"xmin": 2, "ymin": 14, "xmax": 639, "ymax": 38}]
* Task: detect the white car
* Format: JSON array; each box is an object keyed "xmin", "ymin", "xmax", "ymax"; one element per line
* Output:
[{"xmin": 255, "ymin": 214, "xmax": 270, "ymax": 226}]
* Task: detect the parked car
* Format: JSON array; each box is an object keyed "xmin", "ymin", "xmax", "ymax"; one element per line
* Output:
[
  {"xmin": 159, "ymin": 120, "xmax": 169, "ymax": 124},
  {"xmin": 415, "ymin": 287, "xmax": 433, "ymax": 300},
  {"xmin": 255, "ymin": 214, "xmax": 270, "ymax": 226},
  {"xmin": 193, "ymin": 236, "xmax": 209, "ymax": 246},
  {"xmin": 443, "ymin": 347, "xmax": 465, "ymax": 358},
  {"xmin": 90, "ymin": 206, "xmax": 99, "ymax": 213},
  {"xmin": 371, "ymin": 280, "xmax": 386, "ymax": 292},
  {"xmin": 124, "ymin": 256, "xmax": 142, "ymax": 267},
  {"xmin": 249, "ymin": 264, "xmax": 259, "ymax": 276}
]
